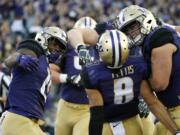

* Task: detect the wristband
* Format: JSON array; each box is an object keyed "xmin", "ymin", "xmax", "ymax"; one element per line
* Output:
[{"xmin": 59, "ymin": 74, "xmax": 68, "ymax": 83}]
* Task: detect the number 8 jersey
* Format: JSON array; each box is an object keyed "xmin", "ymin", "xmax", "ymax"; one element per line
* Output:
[{"xmin": 81, "ymin": 47, "xmax": 149, "ymax": 122}]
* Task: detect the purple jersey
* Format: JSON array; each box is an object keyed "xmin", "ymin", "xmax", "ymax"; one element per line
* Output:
[
  {"xmin": 81, "ymin": 49, "xmax": 148, "ymax": 122},
  {"xmin": 143, "ymin": 26, "xmax": 180, "ymax": 108},
  {"xmin": 7, "ymin": 55, "xmax": 51, "ymax": 120},
  {"xmin": 60, "ymin": 44, "xmax": 99, "ymax": 104}
]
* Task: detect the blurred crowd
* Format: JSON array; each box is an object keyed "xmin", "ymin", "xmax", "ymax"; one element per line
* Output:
[
  {"xmin": 0, "ymin": 0, "xmax": 179, "ymax": 134},
  {"xmin": 0, "ymin": 0, "xmax": 179, "ymax": 62}
]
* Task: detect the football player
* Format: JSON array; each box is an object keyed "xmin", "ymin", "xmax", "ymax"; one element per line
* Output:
[
  {"xmin": 50, "ymin": 17, "xmax": 97, "ymax": 135},
  {"xmin": 116, "ymin": 5, "xmax": 180, "ymax": 135},
  {"xmin": 1, "ymin": 26, "xmax": 67, "ymax": 135},
  {"xmin": 128, "ymin": 7, "xmax": 180, "ymax": 135},
  {"xmin": 77, "ymin": 29, "xmax": 177, "ymax": 135},
  {"xmin": 80, "ymin": 29, "xmax": 146, "ymax": 135}
]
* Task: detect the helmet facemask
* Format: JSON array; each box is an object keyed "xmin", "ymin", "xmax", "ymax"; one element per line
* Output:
[
  {"xmin": 121, "ymin": 17, "xmax": 146, "ymax": 48},
  {"xmin": 115, "ymin": 5, "xmax": 158, "ymax": 48},
  {"xmin": 47, "ymin": 37, "xmax": 67, "ymax": 63},
  {"xmin": 35, "ymin": 27, "xmax": 68, "ymax": 63}
]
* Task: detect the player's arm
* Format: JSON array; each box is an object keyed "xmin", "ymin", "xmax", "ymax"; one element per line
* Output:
[
  {"xmin": 68, "ymin": 23, "xmax": 108, "ymax": 65},
  {"xmin": 50, "ymin": 63, "xmax": 81, "ymax": 86},
  {"xmin": 67, "ymin": 22, "xmax": 110, "ymax": 49},
  {"xmin": 68, "ymin": 27, "xmax": 99, "ymax": 65},
  {"xmin": 149, "ymin": 28, "xmax": 177, "ymax": 91},
  {"xmin": 86, "ymin": 89, "xmax": 104, "ymax": 135},
  {"xmin": 4, "ymin": 40, "xmax": 41, "ymax": 71},
  {"xmin": 81, "ymin": 68, "xmax": 104, "ymax": 135},
  {"xmin": 67, "ymin": 28, "xmax": 99, "ymax": 49},
  {"xmin": 49, "ymin": 64, "xmax": 62, "ymax": 84},
  {"xmin": 67, "ymin": 28, "xmax": 99, "ymax": 66},
  {"xmin": 140, "ymin": 80, "xmax": 179, "ymax": 134},
  {"xmin": 5, "ymin": 49, "xmax": 37, "ymax": 68}
]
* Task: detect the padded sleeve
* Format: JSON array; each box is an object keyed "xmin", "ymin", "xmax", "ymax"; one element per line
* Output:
[
  {"xmin": 17, "ymin": 39, "xmax": 44, "ymax": 57},
  {"xmin": 149, "ymin": 28, "xmax": 174, "ymax": 50}
]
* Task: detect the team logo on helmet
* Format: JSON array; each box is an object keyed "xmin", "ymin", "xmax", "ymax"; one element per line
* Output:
[{"xmin": 97, "ymin": 30, "xmax": 129, "ymax": 68}]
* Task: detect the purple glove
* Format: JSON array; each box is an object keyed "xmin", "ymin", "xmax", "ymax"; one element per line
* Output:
[{"xmin": 16, "ymin": 54, "xmax": 39, "ymax": 72}]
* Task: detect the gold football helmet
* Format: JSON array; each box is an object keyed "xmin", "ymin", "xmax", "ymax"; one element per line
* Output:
[
  {"xmin": 97, "ymin": 30, "xmax": 129, "ymax": 68},
  {"xmin": 73, "ymin": 16, "xmax": 97, "ymax": 29},
  {"xmin": 115, "ymin": 5, "xmax": 157, "ymax": 47},
  {"xmin": 35, "ymin": 26, "xmax": 67, "ymax": 51}
]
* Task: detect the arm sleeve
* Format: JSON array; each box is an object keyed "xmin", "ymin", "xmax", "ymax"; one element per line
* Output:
[
  {"xmin": 149, "ymin": 28, "xmax": 175, "ymax": 50},
  {"xmin": 80, "ymin": 67, "xmax": 95, "ymax": 89},
  {"xmin": 17, "ymin": 39, "xmax": 44, "ymax": 57},
  {"xmin": 89, "ymin": 106, "xmax": 104, "ymax": 135}
]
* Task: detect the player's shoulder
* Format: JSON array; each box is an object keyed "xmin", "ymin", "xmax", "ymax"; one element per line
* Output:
[
  {"xmin": 81, "ymin": 61, "xmax": 111, "ymax": 89},
  {"xmin": 85, "ymin": 60, "xmax": 106, "ymax": 70},
  {"xmin": 144, "ymin": 26, "xmax": 175, "ymax": 50},
  {"xmin": 82, "ymin": 60, "xmax": 109, "ymax": 77},
  {"xmin": 17, "ymin": 39, "xmax": 44, "ymax": 57},
  {"xmin": 149, "ymin": 26, "xmax": 174, "ymax": 38}
]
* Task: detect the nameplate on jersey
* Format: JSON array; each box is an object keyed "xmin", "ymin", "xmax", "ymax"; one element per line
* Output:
[
  {"xmin": 85, "ymin": 59, "xmax": 101, "ymax": 67},
  {"xmin": 112, "ymin": 65, "xmax": 134, "ymax": 79}
]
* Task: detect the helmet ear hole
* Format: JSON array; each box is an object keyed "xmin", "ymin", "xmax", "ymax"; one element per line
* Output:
[
  {"xmin": 37, "ymin": 38, "xmax": 41, "ymax": 41},
  {"xmin": 147, "ymin": 20, "xmax": 152, "ymax": 24}
]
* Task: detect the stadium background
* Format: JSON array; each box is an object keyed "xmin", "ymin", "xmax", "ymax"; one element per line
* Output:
[{"xmin": 0, "ymin": 0, "xmax": 179, "ymax": 134}]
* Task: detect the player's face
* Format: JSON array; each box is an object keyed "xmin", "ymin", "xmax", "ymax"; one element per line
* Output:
[
  {"xmin": 123, "ymin": 21, "xmax": 141, "ymax": 40},
  {"xmin": 48, "ymin": 37, "xmax": 66, "ymax": 55}
]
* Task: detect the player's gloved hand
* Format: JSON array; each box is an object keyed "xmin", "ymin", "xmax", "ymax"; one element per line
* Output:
[
  {"xmin": 67, "ymin": 74, "xmax": 82, "ymax": 87},
  {"xmin": 16, "ymin": 54, "xmax": 39, "ymax": 72},
  {"xmin": 77, "ymin": 45, "xmax": 91, "ymax": 66},
  {"xmin": 138, "ymin": 99, "xmax": 150, "ymax": 118}
]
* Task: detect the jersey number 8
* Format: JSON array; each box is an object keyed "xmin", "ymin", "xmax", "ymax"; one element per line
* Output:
[{"xmin": 114, "ymin": 77, "xmax": 134, "ymax": 104}]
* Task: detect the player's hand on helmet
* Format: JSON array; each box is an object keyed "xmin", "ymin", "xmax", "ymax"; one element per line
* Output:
[
  {"xmin": 67, "ymin": 74, "xmax": 82, "ymax": 87},
  {"xmin": 77, "ymin": 45, "xmax": 91, "ymax": 66},
  {"xmin": 138, "ymin": 99, "xmax": 150, "ymax": 118},
  {"xmin": 16, "ymin": 54, "xmax": 39, "ymax": 72}
]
